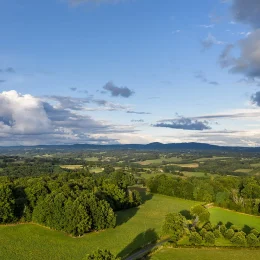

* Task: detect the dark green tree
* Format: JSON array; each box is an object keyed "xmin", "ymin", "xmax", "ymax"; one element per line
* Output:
[
  {"xmin": 231, "ymin": 232, "xmax": 247, "ymax": 246},
  {"xmin": 162, "ymin": 213, "xmax": 186, "ymax": 242},
  {"xmin": 0, "ymin": 184, "xmax": 15, "ymax": 223},
  {"xmin": 204, "ymin": 231, "xmax": 215, "ymax": 244},
  {"xmin": 189, "ymin": 232, "xmax": 203, "ymax": 245},
  {"xmin": 247, "ymin": 233, "xmax": 259, "ymax": 247}
]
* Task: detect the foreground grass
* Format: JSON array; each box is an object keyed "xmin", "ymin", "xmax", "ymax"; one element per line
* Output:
[
  {"xmin": 209, "ymin": 207, "xmax": 260, "ymax": 230},
  {"xmin": 0, "ymin": 195, "xmax": 197, "ymax": 260},
  {"xmin": 150, "ymin": 248, "xmax": 260, "ymax": 260}
]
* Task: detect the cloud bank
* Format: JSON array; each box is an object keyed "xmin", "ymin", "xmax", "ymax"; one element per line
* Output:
[{"xmin": 0, "ymin": 90, "xmax": 136, "ymax": 145}]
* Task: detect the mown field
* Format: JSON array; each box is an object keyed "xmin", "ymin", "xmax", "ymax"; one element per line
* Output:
[
  {"xmin": 209, "ymin": 207, "xmax": 260, "ymax": 230},
  {"xmin": 194, "ymin": 156, "xmax": 231, "ymax": 162},
  {"xmin": 150, "ymin": 248, "xmax": 260, "ymax": 260},
  {"xmin": 182, "ymin": 171, "xmax": 211, "ymax": 177},
  {"xmin": 137, "ymin": 157, "xmax": 182, "ymax": 165},
  {"xmin": 60, "ymin": 165, "xmax": 83, "ymax": 170},
  {"xmin": 0, "ymin": 195, "xmax": 198, "ymax": 260}
]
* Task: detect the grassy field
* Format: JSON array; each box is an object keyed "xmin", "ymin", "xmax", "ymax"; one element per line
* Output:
[
  {"xmin": 234, "ymin": 169, "xmax": 252, "ymax": 173},
  {"xmin": 140, "ymin": 172, "xmax": 175, "ymax": 179},
  {"xmin": 150, "ymin": 248, "xmax": 260, "ymax": 260},
  {"xmin": 171, "ymin": 163, "xmax": 199, "ymax": 168},
  {"xmin": 60, "ymin": 165, "xmax": 83, "ymax": 170},
  {"xmin": 209, "ymin": 207, "xmax": 260, "ymax": 230},
  {"xmin": 85, "ymin": 157, "xmax": 99, "ymax": 162},
  {"xmin": 182, "ymin": 171, "xmax": 211, "ymax": 177},
  {"xmin": 137, "ymin": 157, "xmax": 182, "ymax": 165},
  {"xmin": 194, "ymin": 156, "xmax": 231, "ymax": 162},
  {"xmin": 89, "ymin": 167, "xmax": 104, "ymax": 173},
  {"xmin": 0, "ymin": 195, "xmax": 198, "ymax": 260},
  {"xmin": 250, "ymin": 163, "xmax": 260, "ymax": 168}
]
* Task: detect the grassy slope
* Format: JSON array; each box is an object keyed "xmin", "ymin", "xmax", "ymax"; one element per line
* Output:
[
  {"xmin": 150, "ymin": 248, "xmax": 260, "ymax": 260},
  {"xmin": 0, "ymin": 195, "xmax": 197, "ymax": 260},
  {"xmin": 209, "ymin": 207, "xmax": 260, "ymax": 230}
]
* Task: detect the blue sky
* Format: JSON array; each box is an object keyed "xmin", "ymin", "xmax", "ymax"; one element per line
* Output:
[{"xmin": 1, "ymin": 0, "xmax": 260, "ymax": 146}]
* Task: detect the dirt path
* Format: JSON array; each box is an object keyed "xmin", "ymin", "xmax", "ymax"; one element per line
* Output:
[{"xmin": 124, "ymin": 239, "xmax": 169, "ymax": 260}]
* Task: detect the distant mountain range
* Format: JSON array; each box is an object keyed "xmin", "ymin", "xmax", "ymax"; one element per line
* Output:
[{"xmin": 1, "ymin": 142, "xmax": 260, "ymax": 152}]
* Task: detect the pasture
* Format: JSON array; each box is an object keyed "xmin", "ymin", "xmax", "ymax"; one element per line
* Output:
[
  {"xmin": 85, "ymin": 157, "xmax": 99, "ymax": 162},
  {"xmin": 194, "ymin": 156, "xmax": 231, "ymax": 162},
  {"xmin": 0, "ymin": 195, "xmax": 198, "ymax": 260},
  {"xmin": 234, "ymin": 169, "xmax": 252, "ymax": 173},
  {"xmin": 137, "ymin": 157, "xmax": 182, "ymax": 165},
  {"xmin": 182, "ymin": 171, "xmax": 211, "ymax": 177},
  {"xmin": 172, "ymin": 163, "xmax": 199, "ymax": 168},
  {"xmin": 209, "ymin": 207, "xmax": 260, "ymax": 231},
  {"xmin": 60, "ymin": 165, "xmax": 83, "ymax": 170},
  {"xmin": 150, "ymin": 248, "xmax": 260, "ymax": 260}
]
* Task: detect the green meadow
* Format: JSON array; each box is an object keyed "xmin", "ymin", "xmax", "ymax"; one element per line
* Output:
[
  {"xmin": 209, "ymin": 207, "xmax": 260, "ymax": 230},
  {"xmin": 150, "ymin": 248, "xmax": 260, "ymax": 260},
  {"xmin": 0, "ymin": 195, "xmax": 197, "ymax": 260}
]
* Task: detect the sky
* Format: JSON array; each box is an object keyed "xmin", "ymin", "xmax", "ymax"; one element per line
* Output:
[{"xmin": 1, "ymin": 0, "xmax": 260, "ymax": 146}]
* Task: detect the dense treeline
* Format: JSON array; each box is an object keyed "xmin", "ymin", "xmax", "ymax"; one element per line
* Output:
[
  {"xmin": 147, "ymin": 175, "xmax": 260, "ymax": 215},
  {"xmin": 0, "ymin": 169, "xmax": 142, "ymax": 236}
]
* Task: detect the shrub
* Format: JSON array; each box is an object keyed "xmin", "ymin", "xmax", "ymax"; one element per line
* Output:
[
  {"xmin": 213, "ymin": 229, "xmax": 221, "ymax": 238},
  {"xmin": 205, "ymin": 231, "xmax": 215, "ymax": 244},
  {"xmin": 219, "ymin": 224, "xmax": 226, "ymax": 235},
  {"xmin": 250, "ymin": 229, "xmax": 260, "ymax": 237},
  {"xmin": 231, "ymin": 232, "xmax": 247, "ymax": 246},
  {"xmin": 225, "ymin": 228, "xmax": 235, "ymax": 240},
  {"xmin": 247, "ymin": 233, "xmax": 259, "ymax": 247},
  {"xmin": 203, "ymin": 222, "xmax": 213, "ymax": 231},
  {"xmin": 200, "ymin": 228, "xmax": 207, "ymax": 238},
  {"xmin": 189, "ymin": 232, "xmax": 203, "ymax": 245},
  {"xmin": 230, "ymin": 225, "xmax": 240, "ymax": 232}
]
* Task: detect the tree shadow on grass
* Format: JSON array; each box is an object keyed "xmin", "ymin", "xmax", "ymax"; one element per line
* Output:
[
  {"xmin": 180, "ymin": 210, "xmax": 192, "ymax": 220},
  {"xmin": 225, "ymin": 221, "xmax": 233, "ymax": 229},
  {"xmin": 242, "ymin": 224, "xmax": 252, "ymax": 234},
  {"xmin": 116, "ymin": 207, "xmax": 139, "ymax": 226},
  {"xmin": 117, "ymin": 228, "xmax": 159, "ymax": 259},
  {"xmin": 141, "ymin": 192, "xmax": 153, "ymax": 204},
  {"xmin": 116, "ymin": 192, "xmax": 153, "ymax": 226}
]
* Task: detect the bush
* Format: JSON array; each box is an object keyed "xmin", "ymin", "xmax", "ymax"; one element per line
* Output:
[
  {"xmin": 200, "ymin": 228, "xmax": 207, "ymax": 238},
  {"xmin": 213, "ymin": 229, "xmax": 221, "ymax": 238},
  {"xmin": 250, "ymin": 229, "xmax": 260, "ymax": 237},
  {"xmin": 230, "ymin": 225, "xmax": 240, "ymax": 232},
  {"xmin": 230, "ymin": 232, "xmax": 247, "ymax": 246},
  {"xmin": 247, "ymin": 233, "xmax": 259, "ymax": 247},
  {"xmin": 189, "ymin": 232, "xmax": 203, "ymax": 245},
  {"xmin": 219, "ymin": 224, "xmax": 226, "ymax": 236},
  {"xmin": 203, "ymin": 222, "xmax": 213, "ymax": 231},
  {"xmin": 205, "ymin": 231, "xmax": 215, "ymax": 244},
  {"xmin": 225, "ymin": 228, "xmax": 235, "ymax": 239}
]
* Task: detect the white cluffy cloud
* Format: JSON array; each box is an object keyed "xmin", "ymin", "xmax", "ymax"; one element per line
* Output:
[
  {"xmin": 0, "ymin": 90, "xmax": 51, "ymax": 135},
  {"xmin": 0, "ymin": 90, "xmax": 136, "ymax": 146}
]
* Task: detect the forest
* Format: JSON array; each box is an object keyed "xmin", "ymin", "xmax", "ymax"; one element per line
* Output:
[{"xmin": 0, "ymin": 167, "xmax": 142, "ymax": 236}]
